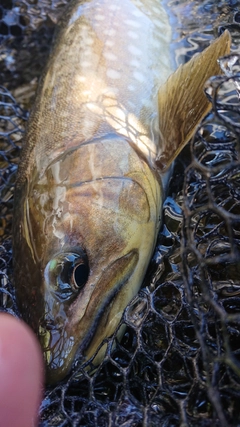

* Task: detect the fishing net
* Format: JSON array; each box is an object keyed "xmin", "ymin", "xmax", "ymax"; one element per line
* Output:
[{"xmin": 1, "ymin": 1, "xmax": 240, "ymax": 426}]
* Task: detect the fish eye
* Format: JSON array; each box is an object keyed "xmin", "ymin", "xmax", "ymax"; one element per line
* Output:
[{"xmin": 46, "ymin": 251, "xmax": 89, "ymax": 300}]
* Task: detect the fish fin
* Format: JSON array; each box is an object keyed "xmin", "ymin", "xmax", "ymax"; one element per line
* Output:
[{"xmin": 156, "ymin": 30, "xmax": 231, "ymax": 171}]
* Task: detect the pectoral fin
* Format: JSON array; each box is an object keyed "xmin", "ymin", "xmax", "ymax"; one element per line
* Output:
[{"xmin": 156, "ymin": 30, "xmax": 231, "ymax": 171}]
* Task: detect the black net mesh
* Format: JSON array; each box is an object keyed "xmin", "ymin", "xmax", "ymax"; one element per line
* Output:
[{"xmin": 1, "ymin": 1, "xmax": 240, "ymax": 426}]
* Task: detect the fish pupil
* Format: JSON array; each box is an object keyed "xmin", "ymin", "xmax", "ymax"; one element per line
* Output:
[{"xmin": 73, "ymin": 263, "xmax": 89, "ymax": 289}]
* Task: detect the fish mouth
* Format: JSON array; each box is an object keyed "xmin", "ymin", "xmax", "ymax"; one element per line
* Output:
[
  {"xmin": 39, "ymin": 326, "xmax": 76, "ymax": 383},
  {"xmin": 40, "ymin": 249, "xmax": 139, "ymax": 384}
]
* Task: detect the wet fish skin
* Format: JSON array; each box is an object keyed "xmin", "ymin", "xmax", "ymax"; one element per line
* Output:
[{"xmin": 13, "ymin": 0, "xmax": 231, "ymax": 384}]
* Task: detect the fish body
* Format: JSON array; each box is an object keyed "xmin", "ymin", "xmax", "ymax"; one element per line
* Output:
[{"xmin": 13, "ymin": 0, "xmax": 230, "ymax": 383}]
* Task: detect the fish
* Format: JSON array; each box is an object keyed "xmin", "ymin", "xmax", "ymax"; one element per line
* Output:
[{"xmin": 12, "ymin": 0, "xmax": 231, "ymax": 384}]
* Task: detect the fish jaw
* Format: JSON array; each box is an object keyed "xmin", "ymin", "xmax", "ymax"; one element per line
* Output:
[{"xmin": 39, "ymin": 249, "xmax": 139, "ymax": 383}]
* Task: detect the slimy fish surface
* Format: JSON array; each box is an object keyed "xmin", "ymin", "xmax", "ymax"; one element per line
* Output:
[{"xmin": 13, "ymin": 0, "xmax": 230, "ymax": 384}]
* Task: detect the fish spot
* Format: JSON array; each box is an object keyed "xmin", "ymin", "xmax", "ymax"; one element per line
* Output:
[
  {"xmin": 95, "ymin": 14, "xmax": 105, "ymax": 21},
  {"xmin": 82, "ymin": 90, "xmax": 91, "ymax": 96},
  {"xmin": 152, "ymin": 18, "xmax": 164, "ymax": 29},
  {"xmin": 103, "ymin": 86, "xmax": 119, "ymax": 95},
  {"xmin": 108, "ymin": 4, "xmax": 120, "ymax": 11},
  {"xmin": 105, "ymin": 40, "xmax": 115, "ymax": 47},
  {"xmin": 82, "ymin": 48, "xmax": 92, "ymax": 57},
  {"xmin": 85, "ymin": 37, "xmax": 94, "ymax": 46},
  {"xmin": 53, "ymin": 228, "xmax": 65, "ymax": 240},
  {"xmin": 124, "ymin": 19, "xmax": 141, "ymax": 28},
  {"xmin": 76, "ymin": 75, "xmax": 86, "ymax": 83},
  {"xmin": 151, "ymin": 38, "xmax": 161, "ymax": 49},
  {"xmin": 105, "ymin": 104, "xmax": 127, "ymax": 128},
  {"xmin": 134, "ymin": 0, "xmax": 142, "ymax": 7},
  {"xmin": 85, "ymin": 102, "xmax": 103, "ymax": 115},
  {"xmin": 128, "ymin": 84, "xmax": 136, "ymax": 92},
  {"xmin": 103, "ymin": 28, "xmax": 116, "ymax": 36},
  {"xmin": 81, "ymin": 61, "xmax": 92, "ymax": 68},
  {"xmin": 130, "ymin": 58, "xmax": 140, "ymax": 68},
  {"xmin": 107, "ymin": 69, "xmax": 121, "ymax": 80},
  {"xmin": 128, "ymin": 45, "xmax": 141, "ymax": 56},
  {"xmin": 131, "ymin": 9, "xmax": 143, "ymax": 17},
  {"xmin": 142, "ymin": 98, "xmax": 154, "ymax": 109},
  {"xmin": 152, "ymin": 6, "xmax": 161, "ymax": 15},
  {"xmin": 103, "ymin": 51, "xmax": 118, "ymax": 61},
  {"xmin": 59, "ymin": 110, "xmax": 70, "ymax": 118},
  {"xmin": 133, "ymin": 71, "xmax": 145, "ymax": 82},
  {"xmin": 127, "ymin": 30, "xmax": 138, "ymax": 39},
  {"xmin": 78, "ymin": 23, "xmax": 88, "ymax": 31}
]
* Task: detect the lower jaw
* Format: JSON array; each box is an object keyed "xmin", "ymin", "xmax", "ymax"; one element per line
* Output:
[{"xmin": 40, "ymin": 330, "xmax": 75, "ymax": 384}]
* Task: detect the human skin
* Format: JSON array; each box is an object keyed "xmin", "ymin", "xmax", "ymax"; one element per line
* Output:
[{"xmin": 0, "ymin": 313, "xmax": 43, "ymax": 427}]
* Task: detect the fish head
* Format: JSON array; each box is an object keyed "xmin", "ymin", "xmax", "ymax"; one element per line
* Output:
[
  {"xmin": 39, "ymin": 246, "xmax": 139, "ymax": 383},
  {"xmin": 13, "ymin": 137, "xmax": 160, "ymax": 384}
]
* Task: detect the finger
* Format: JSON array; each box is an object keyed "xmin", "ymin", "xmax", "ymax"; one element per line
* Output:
[{"xmin": 0, "ymin": 313, "xmax": 44, "ymax": 427}]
